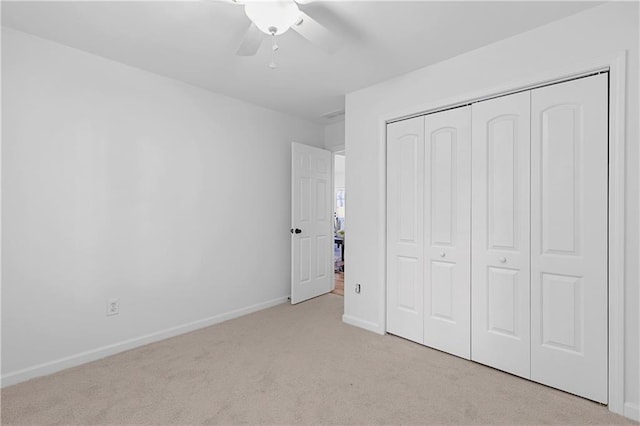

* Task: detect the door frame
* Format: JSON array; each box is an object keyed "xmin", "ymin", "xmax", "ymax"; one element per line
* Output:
[
  {"xmin": 331, "ymin": 146, "xmax": 346, "ymax": 292},
  {"xmin": 377, "ymin": 51, "xmax": 627, "ymax": 415}
]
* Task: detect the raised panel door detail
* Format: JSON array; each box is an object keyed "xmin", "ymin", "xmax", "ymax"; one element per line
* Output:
[
  {"xmin": 299, "ymin": 236, "xmax": 311, "ymax": 283},
  {"xmin": 430, "ymin": 129, "xmax": 456, "ymax": 246},
  {"xmin": 423, "ymin": 106, "xmax": 471, "ymax": 359},
  {"xmin": 299, "ymin": 177, "xmax": 310, "ymax": 223},
  {"xmin": 487, "ymin": 116, "xmax": 518, "ymax": 250},
  {"xmin": 531, "ymin": 74, "xmax": 608, "ymax": 403},
  {"xmin": 471, "ymin": 90, "xmax": 530, "ymax": 379},
  {"xmin": 300, "ymin": 152, "xmax": 310, "ymax": 170},
  {"xmin": 386, "ymin": 116, "xmax": 425, "ymax": 343},
  {"xmin": 316, "ymin": 158, "xmax": 328, "ymax": 173},
  {"xmin": 541, "ymin": 105, "xmax": 581, "ymax": 256},
  {"xmin": 430, "ymin": 261, "xmax": 455, "ymax": 322},
  {"xmin": 541, "ymin": 273, "xmax": 583, "ymax": 353},
  {"xmin": 399, "ymin": 135, "xmax": 419, "ymax": 243},
  {"xmin": 316, "ymin": 235, "xmax": 328, "ymax": 279},
  {"xmin": 487, "ymin": 267, "xmax": 519, "ymax": 339},
  {"xmin": 316, "ymin": 180, "xmax": 326, "ymax": 221},
  {"xmin": 397, "ymin": 256, "xmax": 419, "ymax": 313}
]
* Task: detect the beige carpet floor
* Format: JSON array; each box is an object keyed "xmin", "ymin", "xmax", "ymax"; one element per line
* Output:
[{"xmin": 1, "ymin": 294, "xmax": 635, "ymax": 425}]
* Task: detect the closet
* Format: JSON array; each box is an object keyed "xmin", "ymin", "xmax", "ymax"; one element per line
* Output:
[{"xmin": 386, "ymin": 73, "xmax": 608, "ymax": 403}]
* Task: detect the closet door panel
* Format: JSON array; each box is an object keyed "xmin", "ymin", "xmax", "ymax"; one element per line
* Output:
[
  {"xmin": 423, "ymin": 106, "xmax": 471, "ymax": 359},
  {"xmin": 386, "ymin": 116, "xmax": 425, "ymax": 343},
  {"xmin": 530, "ymin": 74, "xmax": 608, "ymax": 403},
  {"xmin": 471, "ymin": 91, "xmax": 531, "ymax": 378}
]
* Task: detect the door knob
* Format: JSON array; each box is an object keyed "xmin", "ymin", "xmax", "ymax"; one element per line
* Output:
[
  {"xmin": 499, "ymin": 256, "xmax": 507, "ymax": 263},
  {"xmin": 290, "ymin": 228, "xmax": 302, "ymax": 234},
  {"xmin": 440, "ymin": 252, "xmax": 446, "ymax": 258}
]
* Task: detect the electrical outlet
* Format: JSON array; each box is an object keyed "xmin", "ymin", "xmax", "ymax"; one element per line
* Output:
[
  {"xmin": 355, "ymin": 283, "xmax": 361, "ymax": 294},
  {"xmin": 107, "ymin": 298, "xmax": 120, "ymax": 316}
]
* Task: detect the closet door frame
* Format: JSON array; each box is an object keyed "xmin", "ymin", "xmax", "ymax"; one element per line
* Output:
[{"xmin": 378, "ymin": 51, "xmax": 627, "ymax": 416}]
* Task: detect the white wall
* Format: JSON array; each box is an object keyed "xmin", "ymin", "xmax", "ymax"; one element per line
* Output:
[
  {"xmin": 334, "ymin": 154, "xmax": 345, "ymax": 189},
  {"xmin": 1, "ymin": 28, "xmax": 324, "ymax": 384},
  {"xmin": 344, "ymin": 2, "xmax": 639, "ymax": 419},
  {"xmin": 324, "ymin": 120, "xmax": 345, "ymax": 150}
]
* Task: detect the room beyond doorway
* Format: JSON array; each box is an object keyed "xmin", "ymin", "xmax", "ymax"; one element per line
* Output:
[{"xmin": 332, "ymin": 152, "xmax": 345, "ymax": 296}]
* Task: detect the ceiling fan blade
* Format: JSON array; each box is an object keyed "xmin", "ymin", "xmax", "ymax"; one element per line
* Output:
[
  {"xmin": 291, "ymin": 11, "xmax": 340, "ymax": 54},
  {"xmin": 208, "ymin": 0, "xmax": 243, "ymax": 4},
  {"xmin": 237, "ymin": 23, "xmax": 264, "ymax": 56}
]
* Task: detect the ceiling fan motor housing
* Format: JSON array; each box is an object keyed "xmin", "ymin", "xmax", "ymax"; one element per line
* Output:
[{"xmin": 243, "ymin": 1, "xmax": 301, "ymax": 36}]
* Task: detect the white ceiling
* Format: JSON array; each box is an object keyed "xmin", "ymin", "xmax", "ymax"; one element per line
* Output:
[{"xmin": 2, "ymin": 1, "xmax": 599, "ymax": 124}]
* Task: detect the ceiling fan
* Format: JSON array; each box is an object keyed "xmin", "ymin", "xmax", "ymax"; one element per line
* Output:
[{"xmin": 227, "ymin": 0, "xmax": 340, "ymax": 66}]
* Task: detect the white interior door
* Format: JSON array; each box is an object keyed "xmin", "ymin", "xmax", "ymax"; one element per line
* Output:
[
  {"xmin": 291, "ymin": 142, "xmax": 332, "ymax": 304},
  {"xmin": 386, "ymin": 116, "xmax": 425, "ymax": 343},
  {"xmin": 530, "ymin": 74, "xmax": 608, "ymax": 403},
  {"xmin": 423, "ymin": 107, "xmax": 471, "ymax": 359},
  {"xmin": 471, "ymin": 91, "xmax": 531, "ymax": 378}
]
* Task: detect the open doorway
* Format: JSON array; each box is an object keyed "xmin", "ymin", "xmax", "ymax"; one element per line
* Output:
[{"xmin": 332, "ymin": 151, "xmax": 345, "ymax": 296}]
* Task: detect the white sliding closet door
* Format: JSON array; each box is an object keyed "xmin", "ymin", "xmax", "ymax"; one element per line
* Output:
[
  {"xmin": 423, "ymin": 107, "xmax": 471, "ymax": 359},
  {"xmin": 530, "ymin": 74, "xmax": 608, "ymax": 403},
  {"xmin": 471, "ymin": 92, "xmax": 531, "ymax": 378},
  {"xmin": 387, "ymin": 116, "xmax": 425, "ymax": 343}
]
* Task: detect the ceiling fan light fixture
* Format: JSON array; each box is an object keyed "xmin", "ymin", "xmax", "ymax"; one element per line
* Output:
[{"xmin": 244, "ymin": 1, "xmax": 301, "ymax": 36}]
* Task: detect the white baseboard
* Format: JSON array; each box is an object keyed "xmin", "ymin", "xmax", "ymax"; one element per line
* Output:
[
  {"xmin": 342, "ymin": 314, "xmax": 384, "ymax": 335},
  {"xmin": 624, "ymin": 402, "xmax": 639, "ymax": 422},
  {"xmin": 1, "ymin": 296, "xmax": 289, "ymax": 388}
]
